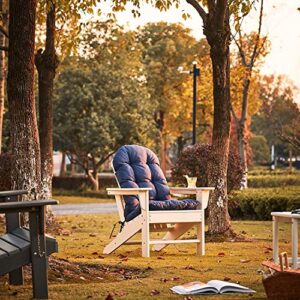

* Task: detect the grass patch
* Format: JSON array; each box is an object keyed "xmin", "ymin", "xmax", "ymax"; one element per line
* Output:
[
  {"xmin": 1, "ymin": 214, "xmax": 298, "ymax": 299},
  {"xmin": 54, "ymin": 195, "xmax": 114, "ymax": 205}
]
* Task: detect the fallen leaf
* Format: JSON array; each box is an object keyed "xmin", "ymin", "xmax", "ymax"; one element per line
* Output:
[
  {"xmin": 92, "ymin": 252, "xmax": 98, "ymax": 255},
  {"xmin": 157, "ymin": 256, "xmax": 165, "ymax": 260},
  {"xmin": 218, "ymin": 252, "xmax": 225, "ymax": 257},
  {"xmin": 223, "ymin": 276, "xmax": 231, "ymax": 281},
  {"xmin": 184, "ymin": 297, "xmax": 193, "ymax": 300},
  {"xmin": 171, "ymin": 277, "xmax": 180, "ymax": 281},
  {"xmin": 89, "ymin": 233, "xmax": 97, "ymax": 237},
  {"xmin": 79, "ymin": 276, "xmax": 86, "ymax": 281},
  {"xmin": 184, "ymin": 265, "xmax": 195, "ymax": 270},
  {"xmin": 105, "ymin": 294, "xmax": 114, "ymax": 300},
  {"xmin": 236, "ymin": 271, "xmax": 245, "ymax": 275},
  {"xmin": 240, "ymin": 259, "xmax": 251, "ymax": 263},
  {"xmin": 150, "ymin": 289, "xmax": 160, "ymax": 296}
]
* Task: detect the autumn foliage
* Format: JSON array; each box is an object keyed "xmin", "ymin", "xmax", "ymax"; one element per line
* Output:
[{"xmin": 171, "ymin": 144, "xmax": 243, "ymax": 194}]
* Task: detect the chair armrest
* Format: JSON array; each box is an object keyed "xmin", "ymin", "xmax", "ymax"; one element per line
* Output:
[
  {"xmin": 170, "ymin": 187, "xmax": 214, "ymax": 210},
  {"xmin": 0, "ymin": 199, "xmax": 58, "ymax": 213},
  {"xmin": 107, "ymin": 188, "xmax": 152, "ymax": 196},
  {"xmin": 169, "ymin": 187, "xmax": 214, "ymax": 195},
  {"xmin": 107, "ymin": 188, "xmax": 151, "ymax": 211},
  {"xmin": 0, "ymin": 190, "xmax": 28, "ymax": 199}
]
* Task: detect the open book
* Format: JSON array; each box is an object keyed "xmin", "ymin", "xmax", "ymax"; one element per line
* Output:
[{"xmin": 171, "ymin": 280, "xmax": 255, "ymax": 295}]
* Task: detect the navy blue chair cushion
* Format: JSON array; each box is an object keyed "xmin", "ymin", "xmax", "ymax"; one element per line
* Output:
[{"xmin": 113, "ymin": 145, "xmax": 199, "ymax": 221}]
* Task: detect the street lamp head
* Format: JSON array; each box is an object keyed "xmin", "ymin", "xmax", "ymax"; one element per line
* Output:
[{"xmin": 192, "ymin": 60, "xmax": 197, "ymax": 65}]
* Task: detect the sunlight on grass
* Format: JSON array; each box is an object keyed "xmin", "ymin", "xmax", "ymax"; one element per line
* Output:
[
  {"xmin": 1, "ymin": 214, "xmax": 298, "ymax": 299},
  {"xmin": 54, "ymin": 196, "xmax": 114, "ymax": 205}
]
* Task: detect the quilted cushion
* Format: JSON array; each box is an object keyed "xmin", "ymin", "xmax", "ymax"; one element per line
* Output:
[{"xmin": 113, "ymin": 145, "xmax": 199, "ymax": 221}]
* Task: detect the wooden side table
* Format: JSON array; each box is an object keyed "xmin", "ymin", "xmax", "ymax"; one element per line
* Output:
[{"xmin": 272, "ymin": 212, "xmax": 300, "ymax": 269}]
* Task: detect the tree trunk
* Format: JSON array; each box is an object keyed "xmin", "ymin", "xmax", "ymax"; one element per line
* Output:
[
  {"xmin": 0, "ymin": 0, "xmax": 8, "ymax": 154},
  {"xmin": 60, "ymin": 151, "xmax": 66, "ymax": 176},
  {"xmin": 205, "ymin": 9, "xmax": 232, "ymax": 234},
  {"xmin": 7, "ymin": 0, "xmax": 42, "ymax": 199},
  {"xmin": 236, "ymin": 121, "xmax": 248, "ymax": 188},
  {"xmin": 87, "ymin": 170, "xmax": 99, "ymax": 191},
  {"xmin": 35, "ymin": 2, "xmax": 59, "ymax": 199}
]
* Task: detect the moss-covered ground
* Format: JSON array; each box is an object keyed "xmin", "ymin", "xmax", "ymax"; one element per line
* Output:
[{"xmin": 1, "ymin": 212, "xmax": 298, "ymax": 299}]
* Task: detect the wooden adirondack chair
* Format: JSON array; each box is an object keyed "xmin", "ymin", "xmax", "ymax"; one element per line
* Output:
[{"xmin": 103, "ymin": 145, "xmax": 214, "ymax": 257}]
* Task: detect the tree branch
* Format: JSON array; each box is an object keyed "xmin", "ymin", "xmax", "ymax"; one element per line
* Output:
[
  {"xmin": 231, "ymin": 33, "xmax": 248, "ymax": 67},
  {"xmin": 186, "ymin": 0, "xmax": 207, "ymax": 22},
  {"xmin": 250, "ymin": 0, "xmax": 264, "ymax": 67}
]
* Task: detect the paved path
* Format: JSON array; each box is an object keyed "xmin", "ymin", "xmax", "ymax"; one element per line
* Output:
[{"xmin": 52, "ymin": 203, "xmax": 117, "ymax": 215}]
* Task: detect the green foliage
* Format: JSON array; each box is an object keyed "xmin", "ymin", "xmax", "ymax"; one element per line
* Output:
[
  {"xmin": 248, "ymin": 174, "xmax": 300, "ymax": 188},
  {"xmin": 54, "ymin": 21, "xmax": 157, "ymax": 171},
  {"xmin": 229, "ymin": 187, "xmax": 300, "ymax": 220},
  {"xmin": 251, "ymin": 75, "xmax": 300, "ymax": 155},
  {"xmin": 138, "ymin": 22, "xmax": 212, "ymax": 145},
  {"xmin": 250, "ymin": 134, "xmax": 269, "ymax": 165},
  {"xmin": 171, "ymin": 144, "xmax": 243, "ymax": 193}
]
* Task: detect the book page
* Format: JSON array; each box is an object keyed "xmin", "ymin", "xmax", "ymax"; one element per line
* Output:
[
  {"xmin": 207, "ymin": 280, "xmax": 255, "ymax": 294},
  {"xmin": 171, "ymin": 281, "xmax": 218, "ymax": 295}
]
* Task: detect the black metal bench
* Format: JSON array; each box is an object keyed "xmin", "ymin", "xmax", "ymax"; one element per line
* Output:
[{"xmin": 0, "ymin": 190, "xmax": 58, "ymax": 299}]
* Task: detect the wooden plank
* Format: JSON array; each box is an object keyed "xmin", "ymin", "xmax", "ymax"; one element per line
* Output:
[
  {"xmin": 0, "ymin": 240, "xmax": 20, "ymax": 255},
  {"xmin": 150, "ymin": 239, "xmax": 201, "ymax": 245},
  {"xmin": 0, "ymin": 199, "xmax": 58, "ymax": 213},
  {"xmin": 1, "ymin": 233, "xmax": 30, "ymax": 250},
  {"xmin": 0, "ymin": 250, "xmax": 30, "ymax": 276},
  {"xmin": 12, "ymin": 228, "xmax": 30, "ymax": 242},
  {"xmin": 170, "ymin": 187, "xmax": 214, "ymax": 195},
  {"xmin": 0, "ymin": 190, "xmax": 27, "ymax": 198},
  {"xmin": 0, "ymin": 249, "xmax": 8, "ymax": 259},
  {"xmin": 107, "ymin": 188, "xmax": 151, "ymax": 196},
  {"xmin": 149, "ymin": 210, "xmax": 202, "ymax": 224}
]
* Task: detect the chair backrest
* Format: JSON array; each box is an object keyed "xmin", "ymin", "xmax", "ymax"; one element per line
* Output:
[{"xmin": 113, "ymin": 145, "xmax": 171, "ymax": 221}]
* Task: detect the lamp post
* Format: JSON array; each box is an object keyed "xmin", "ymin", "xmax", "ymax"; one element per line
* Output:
[{"xmin": 178, "ymin": 61, "xmax": 200, "ymax": 144}]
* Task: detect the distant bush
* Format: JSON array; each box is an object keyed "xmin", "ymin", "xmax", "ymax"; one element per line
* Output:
[
  {"xmin": 250, "ymin": 135, "xmax": 269, "ymax": 165},
  {"xmin": 229, "ymin": 187, "xmax": 300, "ymax": 220},
  {"xmin": 0, "ymin": 153, "xmax": 12, "ymax": 190},
  {"xmin": 171, "ymin": 144, "xmax": 243, "ymax": 193},
  {"xmin": 248, "ymin": 174, "xmax": 300, "ymax": 188}
]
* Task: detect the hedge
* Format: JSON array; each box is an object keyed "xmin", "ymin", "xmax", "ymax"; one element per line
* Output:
[
  {"xmin": 229, "ymin": 187, "xmax": 300, "ymax": 220},
  {"xmin": 248, "ymin": 174, "xmax": 300, "ymax": 188}
]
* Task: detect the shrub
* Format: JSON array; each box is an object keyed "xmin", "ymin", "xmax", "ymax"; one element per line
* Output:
[
  {"xmin": 0, "ymin": 153, "xmax": 12, "ymax": 190},
  {"xmin": 229, "ymin": 187, "xmax": 300, "ymax": 220},
  {"xmin": 171, "ymin": 143, "xmax": 243, "ymax": 193},
  {"xmin": 248, "ymin": 175, "xmax": 300, "ymax": 188}
]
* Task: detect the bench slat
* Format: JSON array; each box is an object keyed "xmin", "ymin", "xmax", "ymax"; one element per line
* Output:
[
  {"xmin": 0, "ymin": 239, "xmax": 20, "ymax": 255},
  {"xmin": 1, "ymin": 233, "xmax": 30, "ymax": 250},
  {"xmin": 0, "ymin": 249, "xmax": 8, "ymax": 259},
  {"xmin": 11, "ymin": 227, "xmax": 30, "ymax": 242}
]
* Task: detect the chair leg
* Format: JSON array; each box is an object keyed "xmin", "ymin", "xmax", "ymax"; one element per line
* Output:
[
  {"xmin": 142, "ymin": 218, "xmax": 150, "ymax": 258},
  {"xmin": 197, "ymin": 211, "xmax": 205, "ymax": 255},
  {"xmin": 103, "ymin": 215, "xmax": 143, "ymax": 254},
  {"xmin": 29, "ymin": 211, "xmax": 48, "ymax": 300},
  {"xmin": 152, "ymin": 223, "xmax": 194, "ymax": 252},
  {"xmin": 9, "ymin": 268, "xmax": 23, "ymax": 285}
]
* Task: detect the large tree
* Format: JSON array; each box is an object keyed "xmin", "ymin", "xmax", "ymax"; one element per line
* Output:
[{"xmin": 7, "ymin": 0, "xmax": 42, "ymax": 199}]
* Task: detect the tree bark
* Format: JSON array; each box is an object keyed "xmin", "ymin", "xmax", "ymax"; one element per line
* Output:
[
  {"xmin": 7, "ymin": 0, "xmax": 42, "ymax": 199},
  {"xmin": 0, "ymin": 0, "xmax": 8, "ymax": 153},
  {"xmin": 205, "ymin": 6, "xmax": 232, "ymax": 234},
  {"xmin": 35, "ymin": 2, "xmax": 59, "ymax": 198}
]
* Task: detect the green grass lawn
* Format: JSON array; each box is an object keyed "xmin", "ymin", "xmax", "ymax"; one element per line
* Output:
[{"xmin": 1, "ymin": 214, "xmax": 298, "ymax": 299}]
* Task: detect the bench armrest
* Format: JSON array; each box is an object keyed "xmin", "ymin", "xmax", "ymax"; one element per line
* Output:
[
  {"xmin": 0, "ymin": 190, "xmax": 28, "ymax": 199},
  {"xmin": 0, "ymin": 199, "xmax": 58, "ymax": 213}
]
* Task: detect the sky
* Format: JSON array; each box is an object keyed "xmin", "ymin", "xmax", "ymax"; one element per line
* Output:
[{"xmin": 93, "ymin": 0, "xmax": 300, "ymax": 102}]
